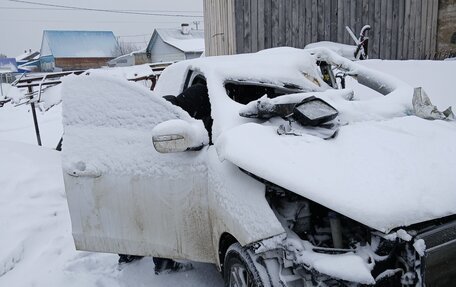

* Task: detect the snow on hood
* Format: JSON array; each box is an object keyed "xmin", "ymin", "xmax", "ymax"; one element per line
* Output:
[{"xmin": 217, "ymin": 115, "xmax": 456, "ymax": 233}]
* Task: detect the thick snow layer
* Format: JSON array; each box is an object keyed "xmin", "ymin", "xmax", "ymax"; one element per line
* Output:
[
  {"xmin": 61, "ymin": 74, "xmax": 205, "ymax": 176},
  {"xmin": 0, "ymin": 141, "xmax": 223, "ymax": 287},
  {"xmin": 86, "ymin": 64, "xmax": 156, "ymax": 80},
  {"xmin": 305, "ymin": 41, "xmax": 357, "ymax": 60},
  {"xmin": 156, "ymin": 28, "xmax": 205, "ymax": 52},
  {"xmin": 217, "ymin": 116, "xmax": 456, "ymax": 233}
]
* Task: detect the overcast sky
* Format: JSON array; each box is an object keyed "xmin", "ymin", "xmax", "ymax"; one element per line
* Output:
[{"xmin": 0, "ymin": 0, "xmax": 203, "ymax": 57}]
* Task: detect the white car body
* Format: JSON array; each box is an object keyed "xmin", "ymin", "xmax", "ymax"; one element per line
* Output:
[{"xmin": 62, "ymin": 48, "xmax": 456, "ymax": 285}]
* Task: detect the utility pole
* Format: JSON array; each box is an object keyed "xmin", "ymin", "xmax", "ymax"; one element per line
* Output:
[{"xmin": 193, "ymin": 21, "xmax": 201, "ymax": 30}]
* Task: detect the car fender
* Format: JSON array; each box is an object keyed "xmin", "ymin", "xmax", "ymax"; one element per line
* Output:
[{"xmin": 207, "ymin": 148, "xmax": 285, "ymax": 268}]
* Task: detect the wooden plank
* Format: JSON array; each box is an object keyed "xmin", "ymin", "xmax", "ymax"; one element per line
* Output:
[
  {"xmin": 373, "ymin": 0, "xmax": 381, "ymax": 58},
  {"xmin": 408, "ymin": 0, "xmax": 417, "ymax": 59},
  {"xmin": 312, "ymin": 0, "xmax": 318, "ymax": 42},
  {"xmin": 385, "ymin": 0, "xmax": 393, "ymax": 59},
  {"xmin": 324, "ymin": 0, "xmax": 331, "ymax": 40},
  {"xmin": 298, "ymin": 0, "xmax": 306, "ymax": 47},
  {"xmin": 391, "ymin": 0, "xmax": 399, "ymax": 59},
  {"xmin": 343, "ymin": 0, "xmax": 351, "ymax": 44},
  {"xmin": 397, "ymin": 0, "xmax": 405, "ymax": 59},
  {"xmin": 250, "ymin": 0, "xmax": 258, "ymax": 52},
  {"xmin": 264, "ymin": 0, "xmax": 272, "ymax": 49},
  {"xmin": 361, "ymin": 0, "xmax": 369, "ymax": 30},
  {"xmin": 228, "ymin": 0, "xmax": 237, "ymax": 54},
  {"xmin": 235, "ymin": 0, "xmax": 244, "ymax": 54},
  {"xmin": 355, "ymin": 0, "xmax": 362, "ymax": 36},
  {"xmin": 317, "ymin": 0, "xmax": 325, "ymax": 41},
  {"xmin": 278, "ymin": 0, "xmax": 286, "ymax": 46},
  {"xmin": 292, "ymin": 0, "xmax": 299, "ymax": 46},
  {"xmin": 429, "ymin": 0, "xmax": 438, "ymax": 59},
  {"xmin": 379, "ymin": 0, "xmax": 387, "ymax": 58},
  {"xmin": 243, "ymin": 0, "xmax": 251, "ymax": 53},
  {"xmin": 368, "ymin": 0, "xmax": 376, "ymax": 57},
  {"xmin": 337, "ymin": 0, "xmax": 344, "ymax": 43},
  {"xmin": 330, "ymin": 0, "xmax": 338, "ymax": 42},
  {"xmin": 420, "ymin": 0, "xmax": 428, "ymax": 59},
  {"xmin": 414, "ymin": 0, "xmax": 423, "ymax": 59},
  {"xmin": 271, "ymin": 0, "xmax": 280, "ymax": 47},
  {"xmin": 306, "ymin": 0, "xmax": 313, "ymax": 44},
  {"xmin": 425, "ymin": 0, "xmax": 433, "ymax": 58},
  {"xmin": 350, "ymin": 0, "xmax": 357, "ymax": 42},
  {"xmin": 403, "ymin": 0, "xmax": 411, "ymax": 59}
]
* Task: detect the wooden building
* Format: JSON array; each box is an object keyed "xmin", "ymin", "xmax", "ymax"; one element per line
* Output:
[
  {"xmin": 204, "ymin": 0, "xmax": 456, "ymax": 59},
  {"xmin": 39, "ymin": 30, "xmax": 119, "ymax": 72},
  {"xmin": 146, "ymin": 25, "xmax": 205, "ymax": 63}
]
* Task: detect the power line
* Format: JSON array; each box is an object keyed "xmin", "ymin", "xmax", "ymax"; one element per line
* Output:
[
  {"xmin": 5, "ymin": 0, "xmax": 204, "ymax": 17},
  {"xmin": 0, "ymin": 6, "xmax": 203, "ymax": 13},
  {"xmin": 0, "ymin": 18, "xmax": 191, "ymax": 24}
]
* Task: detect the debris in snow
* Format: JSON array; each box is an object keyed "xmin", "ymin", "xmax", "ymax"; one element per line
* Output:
[
  {"xmin": 284, "ymin": 238, "xmax": 375, "ymax": 284},
  {"xmin": 413, "ymin": 239, "xmax": 426, "ymax": 257},
  {"xmin": 305, "ymin": 41, "xmax": 357, "ymax": 60},
  {"xmin": 413, "ymin": 87, "xmax": 454, "ymax": 120}
]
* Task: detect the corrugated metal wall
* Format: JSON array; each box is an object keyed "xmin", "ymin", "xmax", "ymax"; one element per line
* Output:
[{"xmin": 204, "ymin": 0, "xmax": 441, "ymax": 60}]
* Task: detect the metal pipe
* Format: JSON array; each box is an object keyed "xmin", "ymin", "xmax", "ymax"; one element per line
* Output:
[
  {"xmin": 28, "ymin": 84, "xmax": 42, "ymax": 146},
  {"xmin": 329, "ymin": 211, "xmax": 343, "ymax": 249}
]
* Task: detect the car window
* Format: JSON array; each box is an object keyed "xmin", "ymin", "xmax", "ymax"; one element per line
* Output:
[{"xmin": 224, "ymin": 80, "xmax": 303, "ymax": 105}]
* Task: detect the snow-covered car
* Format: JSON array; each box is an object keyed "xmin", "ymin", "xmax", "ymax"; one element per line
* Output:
[{"xmin": 62, "ymin": 47, "xmax": 456, "ymax": 286}]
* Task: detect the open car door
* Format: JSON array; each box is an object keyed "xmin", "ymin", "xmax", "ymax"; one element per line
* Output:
[{"xmin": 61, "ymin": 75, "xmax": 213, "ymax": 262}]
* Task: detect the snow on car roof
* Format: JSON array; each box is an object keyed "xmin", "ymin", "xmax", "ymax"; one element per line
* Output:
[{"xmin": 154, "ymin": 48, "xmax": 334, "ymax": 139}]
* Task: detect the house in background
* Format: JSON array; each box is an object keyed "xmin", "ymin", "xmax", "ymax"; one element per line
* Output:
[
  {"xmin": 146, "ymin": 24, "xmax": 204, "ymax": 63},
  {"xmin": 16, "ymin": 49, "xmax": 40, "ymax": 73},
  {"xmin": 39, "ymin": 30, "xmax": 120, "ymax": 72},
  {"xmin": 0, "ymin": 58, "xmax": 18, "ymax": 91}
]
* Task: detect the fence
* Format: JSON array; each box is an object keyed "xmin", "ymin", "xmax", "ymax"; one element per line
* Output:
[{"xmin": 204, "ymin": 0, "xmax": 441, "ymax": 59}]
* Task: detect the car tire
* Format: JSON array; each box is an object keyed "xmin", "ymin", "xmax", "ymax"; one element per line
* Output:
[{"xmin": 223, "ymin": 243, "xmax": 269, "ymax": 287}]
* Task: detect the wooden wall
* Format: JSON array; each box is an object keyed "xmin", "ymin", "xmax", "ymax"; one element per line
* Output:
[
  {"xmin": 204, "ymin": 0, "xmax": 441, "ymax": 60},
  {"xmin": 55, "ymin": 58, "xmax": 113, "ymax": 71},
  {"xmin": 203, "ymin": 0, "xmax": 237, "ymax": 56}
]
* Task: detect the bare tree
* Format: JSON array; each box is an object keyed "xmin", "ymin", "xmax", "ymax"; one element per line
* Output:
[{"xmin": 113, "ymin": 40, "xmax": 140, "ymax": 57}]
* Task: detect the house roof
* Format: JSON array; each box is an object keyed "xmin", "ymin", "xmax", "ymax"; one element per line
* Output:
[
  {"xmin": 0, "ymin": 58, "xmax": 18, "ymax": 73},
  {"xmin": 41, "ymin": 30, "xmax": 119, "ymax": 58},
  {"xmin": 153, "ymin": 28, "xmax": 205, "ymax": 53},
  {"xmin": 16, "ymin": 51, "xmax": 40, "ymax": 62}
]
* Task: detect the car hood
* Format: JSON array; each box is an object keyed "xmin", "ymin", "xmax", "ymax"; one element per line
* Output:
[{"xmin": 216, "ymin": 116, "xmax": 456, "ymax": 233}]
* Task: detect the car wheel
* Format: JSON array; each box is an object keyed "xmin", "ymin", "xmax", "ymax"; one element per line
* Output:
[{"xmin": 223, "ymin": 243, "xmax": 267, "ymax": 287}]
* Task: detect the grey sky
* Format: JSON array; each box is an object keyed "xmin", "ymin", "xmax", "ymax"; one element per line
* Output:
[{"xmin": 0, "ymin": 0, "xmax": 203, "ymax": 57}]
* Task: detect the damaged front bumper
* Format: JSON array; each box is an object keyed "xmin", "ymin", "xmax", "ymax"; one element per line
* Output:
[{"xmin": 252, "ymin": 219, "xmax": 456, "ymax": 287}]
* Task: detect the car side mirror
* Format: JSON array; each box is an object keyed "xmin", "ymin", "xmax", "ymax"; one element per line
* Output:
[{"xmin": 152, "ymin": 119, "xmax": 209, "ymax": 153}]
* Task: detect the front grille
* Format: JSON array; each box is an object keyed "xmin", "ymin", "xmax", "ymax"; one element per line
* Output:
[
  {"xmin": 416, "ymin": 219, "xmax": 456, "ymax": 287},
  {"xmin": 417, "ymin": 220, "xmax": 456, "ymax": 249}
]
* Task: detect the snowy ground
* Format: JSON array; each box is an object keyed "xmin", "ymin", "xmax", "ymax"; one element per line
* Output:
[{"xmin": 0, "ymin": 59, "xmax": 455, "ymax": 286}]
